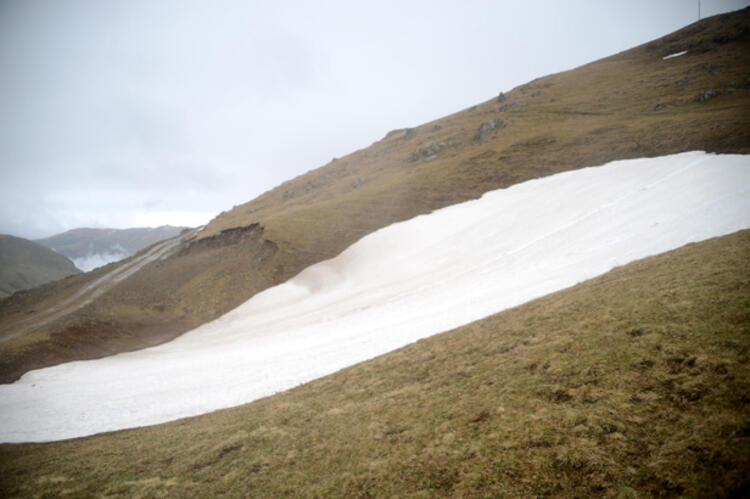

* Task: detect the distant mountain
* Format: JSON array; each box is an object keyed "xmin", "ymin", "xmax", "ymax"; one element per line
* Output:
[
  {"xmin": 0, "ymin": 234, "xmax": 80, "ymax": 298},
  {"xmin": 35, "ymin": 226, "xmax": 188, "ymax": 271}
]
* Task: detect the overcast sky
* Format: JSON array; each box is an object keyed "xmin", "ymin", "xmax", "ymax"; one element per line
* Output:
[{"xmin": 1, "ymin": 0, "xmax": 747, "ymax": 239}]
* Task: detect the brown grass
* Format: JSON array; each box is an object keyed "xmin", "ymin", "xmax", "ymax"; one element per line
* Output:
[
  {"xmin": 1, "ymin": 229, "xmax": 748, "ymax": 497},
  {"xmin": 1, "ymin": 9, "xmax": 749, "ymax": 382}
]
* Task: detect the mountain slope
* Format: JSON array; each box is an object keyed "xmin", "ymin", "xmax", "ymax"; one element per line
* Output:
[
  {"xmin": 0, "ymin": 235, "xmax": 80, "ymax": 298},
  {"xmin": 35, "ymin": 226, "xmax": 188, "ymax": 271},
  {"xmin": 1, "ymin": 229, "xmax": 747, "ymax": 497},
  {"xmin": 0, "ymin": 8, "xmax": 749, "ymax": 382},
  {"xmin": 2, "ymin": 151, "xmax": 748, "ymax": 442}
]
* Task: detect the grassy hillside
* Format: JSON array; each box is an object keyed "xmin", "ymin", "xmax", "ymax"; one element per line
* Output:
[
  {"xmin": 0, "ymin": 8, "xmax": 748, "ymax": 381},
  {"xmin": 1, "ymin": 229, "xmax": 747, "ymax": 497},
  {"xmin": 0, "ymin": 235, "xmax": 80, "ymax": 298}
]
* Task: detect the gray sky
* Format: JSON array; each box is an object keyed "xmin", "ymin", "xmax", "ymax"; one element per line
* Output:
[{"xmin": 1, "ymin": 0, "xmax": 747, "ymax": 239}]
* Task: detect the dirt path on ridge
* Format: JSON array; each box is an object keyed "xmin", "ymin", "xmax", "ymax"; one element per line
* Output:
[{"xmin": 0, "ymin": 228, "xmax": 199, "ymax": 345}]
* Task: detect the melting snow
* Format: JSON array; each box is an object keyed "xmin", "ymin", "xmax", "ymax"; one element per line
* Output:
[
  {"xmin": 663, "ymin": 50, "xmax": 687, "ymax": 60},
  {"xmin": 1, "ymin": 151, "xmax": 749, "ymax": 443}
]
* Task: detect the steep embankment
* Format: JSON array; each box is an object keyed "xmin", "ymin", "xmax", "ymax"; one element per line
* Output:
[
  {"xmin": 0, "ymin": 235, "xmax": 80, "ymax": 298},
  {"xmin": 0, "ymin": 9, "xmax": 748, "ymax": 381},
  {"xmin": 1, "ymin": 229, "xmax": 747, "ymax": 497}
]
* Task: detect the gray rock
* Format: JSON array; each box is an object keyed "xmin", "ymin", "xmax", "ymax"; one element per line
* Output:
[
  {"xmin": 653, "ymin": 103, "xmax": 666, "ymax": 111},
  {"xmin": 384, "ymin": 128, "xmax": 417, "ymax": 140},
  {"xmin": 696, "ymin": 89, "xmax": 717, "ymax": 102},
  {"xmin": 475, "ymin": 120, "xmax": 496, "ymax": 142},
  {"xmin": 676, "ymin": 76, "xmax": 690, "ymax": 86},
  {"xmin": 384, "ymin": 129, "xmax": 401, "ymax": 139},
  {"xmin": 351, "ymin": 178, "xmax": 365, "ymax": 188},
  {"xmin": 497, "ymin": 92, "xmax": 507, "ymax": 103},
  {"xmin": 432, "ymin": 125, "xmax": 442, "ymax": 131},
  {"xmin": 411, "ymin": 141, "xmax": 446, "ymax": 162}
]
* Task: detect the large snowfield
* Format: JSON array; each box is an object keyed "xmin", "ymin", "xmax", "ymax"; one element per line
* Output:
[{"xmin": 1, "ymin": 151, "xmax": 749, "ymax": 443}]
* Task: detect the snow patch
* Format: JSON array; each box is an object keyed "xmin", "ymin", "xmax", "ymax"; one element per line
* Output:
[
  {"xmin": 663, "ymin": 50, "xmax": 687, "ymax": 60},
  {"xmin": 1, "ymin": 151, "xmax": 749, "ymax": 443}
]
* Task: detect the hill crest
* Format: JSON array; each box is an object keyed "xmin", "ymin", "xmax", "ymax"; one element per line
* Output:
[{"xmin": 0, "ymin": 235, "xmax": 80, "ymax": 298}]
